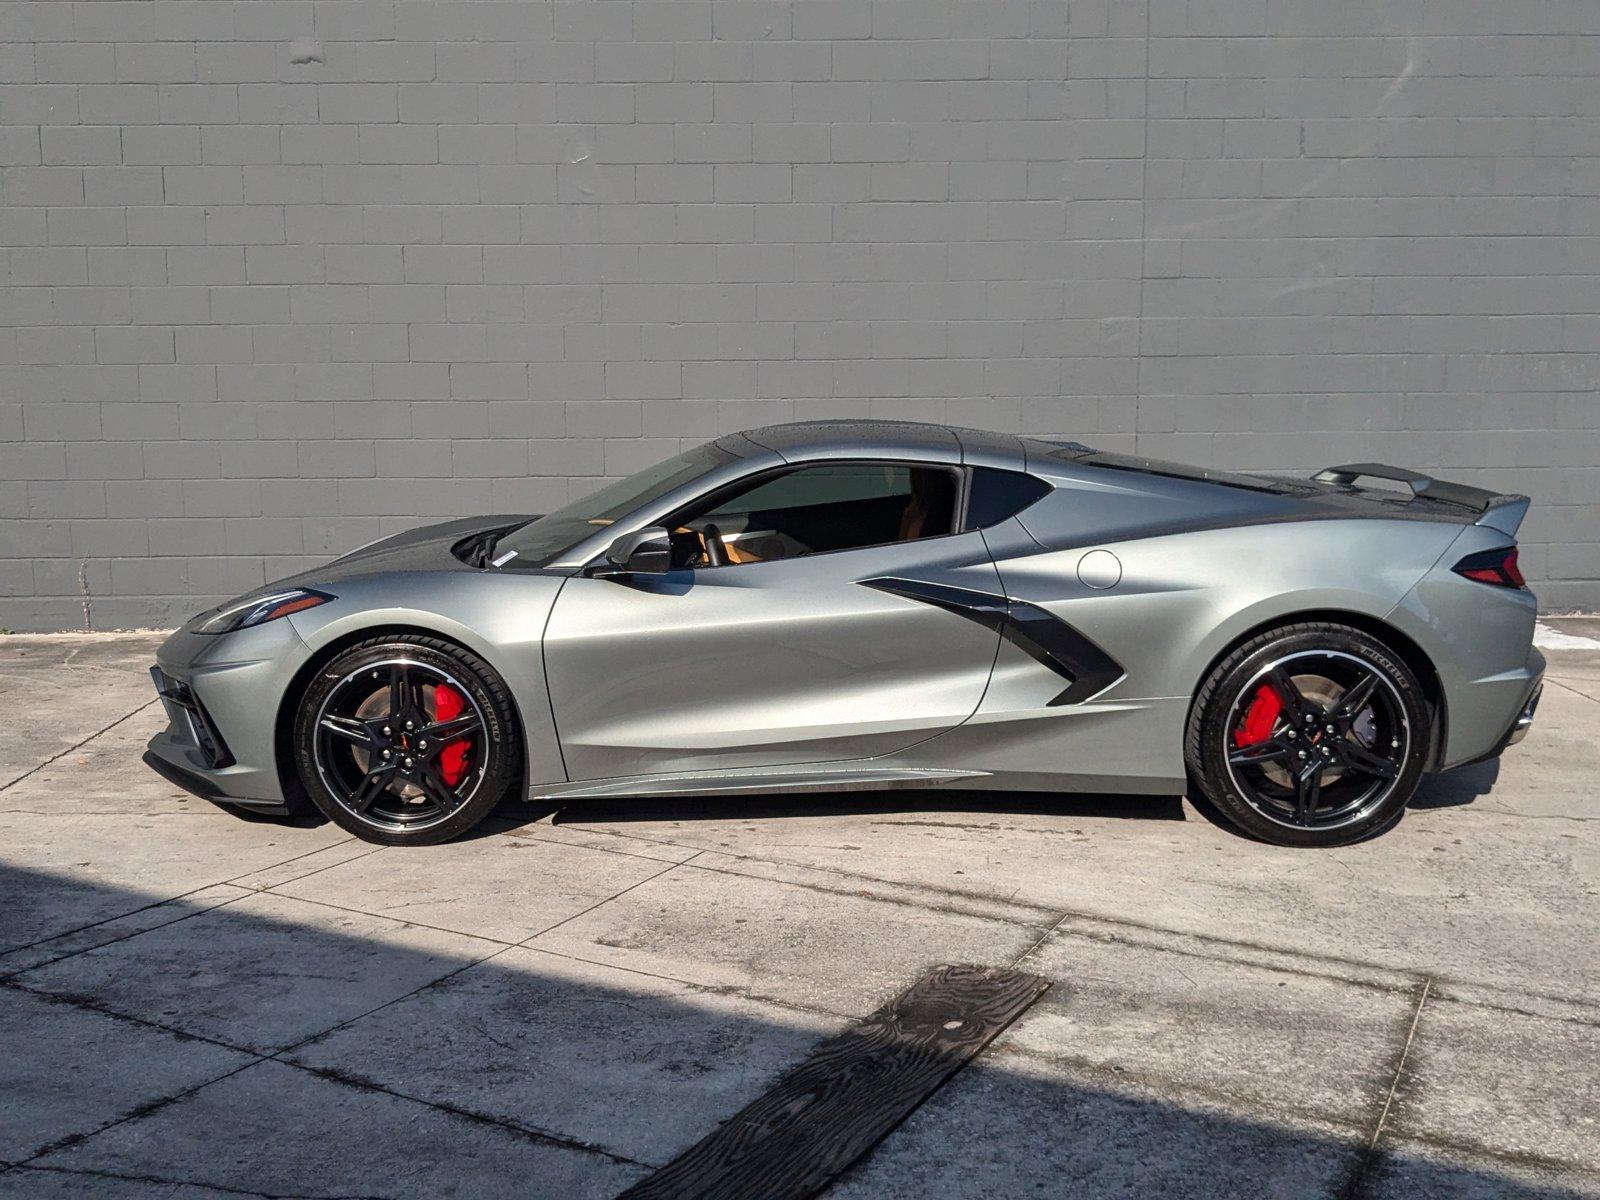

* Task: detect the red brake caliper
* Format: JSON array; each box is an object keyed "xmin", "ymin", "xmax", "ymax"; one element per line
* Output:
[
  {"xmin": 1233, "ymin": 684, "xmax": 1283, "ymax": 747},
  {"xmin": 432, "ymin": 683, "xmax": 472, "ymax": 787}
]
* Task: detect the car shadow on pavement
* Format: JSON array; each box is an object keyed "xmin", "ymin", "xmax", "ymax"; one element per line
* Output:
[
  {"xmin": 1409, "ymin": 758, "xmax": 1502, "ymax": 810},
  {"xmin": 539, "ymin": 788, "xmax": 1187, "ymax": 829},
  {"xmin": 1, "ymin": 862, "xmax": 1591, "ymax": 1199}
]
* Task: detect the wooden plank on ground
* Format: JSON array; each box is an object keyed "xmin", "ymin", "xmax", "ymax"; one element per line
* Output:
[{"xmin": 616, "ymin": 963, "xmax": 1050, "ymax": 1200}]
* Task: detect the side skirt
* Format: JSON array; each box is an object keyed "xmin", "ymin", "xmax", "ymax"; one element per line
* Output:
[{"xmin": 530, "ymin": 765, "xmax": 989, "ymax": 802}]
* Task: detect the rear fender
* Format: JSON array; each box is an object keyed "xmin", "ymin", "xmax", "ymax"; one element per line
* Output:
[{"xmin": 1386, "ymin": 525, "xmax": 1538, "ymax": 768}]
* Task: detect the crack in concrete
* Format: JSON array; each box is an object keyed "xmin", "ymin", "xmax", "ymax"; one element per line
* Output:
[
  {"xmin": 6, "ymin": 972, "xmax": 652, "ymax": 1175},
  {"xmin": 1547, "ymin": 678, "xmax": 1600, "ymax": 707},
  {"xmin": 1343, "ymin": 978, "xmax": 1432, "ymax": 1199},
  {"xmin": 0, "ymin": 837, "xmax": 368, "ymax": 973},
  {"xmin": 283, "ymin": 1061, "xmax": 652, "ymax": 1171},
  {"xmin": 0, "ymin": 699, "xmax": 158, "ymax": 794},
  {"xmin": 552, "ymin": 821, "xmax": 1600, "ymax": 1021},
  {"xmin": 13, "ymin": 1160, "xmax": 390, "ymax": 1199},
  {"xmin": 679, "ymin": 853, "xmax": 1060, "ymax": 930},
  {"xmin": 999, "ymin": 1039, "xmax": 1370, "ymax": 1140}
]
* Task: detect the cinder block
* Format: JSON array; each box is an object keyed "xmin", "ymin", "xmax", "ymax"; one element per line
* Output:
[
  {"xmin": 793, "ymin": 0, "xmax": 871, "ymax": 39},
  {"xmin": 205, "ymin": 205, "xmax": 286, "ymax": 244},
  {"xmin": 320, "ymin": 83, "xmax": 399, "ymax": 124},
  {"xmin": 239, "ymin": 83, "xmax": 319, "ymax": 124},
  {"xmin": 84, "ymin": 166, "xmax": 165, "ymax": 205},
  {"xmin": 165, "ymin": 165, "xmax": 245, "ymax": 205},
  {"xmin": 158, "ymin": 84, "xmax": 239, "ymax": 125},
  {"xmin": 35, "ymin": 43, "xmax": 117, "ymax": 84},
  {"xmin": 97, "ymin": 326, "xmax": 176, "ymax": 364},
  {"xmin": 115, "ymin": 42, "xmax": 195, "ymax": 84},
  {"xmin": 41, "ymin": 127, "xmax": 122, "ymax": 167},
  {"xmin": 202, "ymin": 126, "xmax": 283, "ymax": 165},
  {"xmin": 122, "ymin": 126, "xmax": 202, "ymax": 165}
]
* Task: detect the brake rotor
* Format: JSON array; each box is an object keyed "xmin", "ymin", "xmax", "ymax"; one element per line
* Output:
[
  {"xmin": 348, "ymin": 682, "xmax": 474, "ymax": 800},
  {"xmin": 1235, "ymin": 673, "xmax": 1366, "ymax": 789}
]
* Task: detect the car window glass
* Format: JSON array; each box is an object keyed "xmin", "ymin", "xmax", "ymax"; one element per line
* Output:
[
  {"xmin": 675, "ymin": 461, "xmax": 958, "ymax": 567},
  {"xmin": 964, "ymin": 467, "xmax": 1051, "ymax": 529},
  {"xmin": 494, "ymin": 443, "xmax": 735, "ymax": 567}
]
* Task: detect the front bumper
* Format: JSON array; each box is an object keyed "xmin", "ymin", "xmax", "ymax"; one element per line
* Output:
[
  {"xmin": 143, "ymin": 617, "xmax": 313, "ymax": 809},
  {"xmin": 150, "ymin": 666, "xmax": 234, "ymax": 769}
]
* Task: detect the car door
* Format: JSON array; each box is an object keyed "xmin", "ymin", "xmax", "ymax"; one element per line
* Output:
[{"xmin": 541, "ymin": 460, "xmax": 1005, "ymax": 781}]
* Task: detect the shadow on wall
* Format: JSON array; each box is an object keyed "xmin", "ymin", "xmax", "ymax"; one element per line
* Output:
[{"xmin": 0, "ymin": 862, "xmax": 1584, "ymax": 1199}]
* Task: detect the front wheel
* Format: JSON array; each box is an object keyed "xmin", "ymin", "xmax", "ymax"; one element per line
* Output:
[
  {"xmin": 1186, "ymin": 623, "xmax": 1430, "ymax": 847},
  {"xmin": 292, "ymin": 636, "xmax": 521, "ymax": 845}
]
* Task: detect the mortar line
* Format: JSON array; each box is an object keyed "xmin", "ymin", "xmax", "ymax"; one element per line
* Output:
[{"xmin": 0, "ymin": 699, "xmax": 158, "ymax": 794}]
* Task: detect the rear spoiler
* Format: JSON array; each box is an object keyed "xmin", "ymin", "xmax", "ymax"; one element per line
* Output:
[{"xmin": 1313, "ymin": 463, "xmax": 1530, "ymax": 535}]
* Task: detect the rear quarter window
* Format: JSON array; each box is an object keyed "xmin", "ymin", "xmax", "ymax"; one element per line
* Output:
[{"xmin": 965, "ymin": 468, "xmax": 1051, "ymax": 530}]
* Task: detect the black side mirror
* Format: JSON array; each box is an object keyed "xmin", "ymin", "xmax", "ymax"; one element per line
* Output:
[{"xmin": 599, "ymin": 525, "xmax": 671, "ymax": 576}]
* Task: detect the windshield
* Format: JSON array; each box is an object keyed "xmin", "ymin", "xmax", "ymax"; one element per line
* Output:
[{"xmin": 492, "ymin": 442, "xmax": 735, "ymax": 568}]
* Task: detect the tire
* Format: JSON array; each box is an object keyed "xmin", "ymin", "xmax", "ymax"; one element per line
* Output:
[
  {"xmin": 292, "ymin": 635, "xmax": 521, "ymax": 846},
  {"xmin": 1185, "ymin": 622, "xmax": 1430, "ymax": 848}
]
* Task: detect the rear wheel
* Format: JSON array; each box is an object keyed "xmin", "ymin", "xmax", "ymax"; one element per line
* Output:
[
  {"xmin": 1186, "ymin": 623, "xmax": 1430, "ymax": 847},
  {"xmin": 292, "ymin": 636, "xmax": 520, "ymax": 845}
]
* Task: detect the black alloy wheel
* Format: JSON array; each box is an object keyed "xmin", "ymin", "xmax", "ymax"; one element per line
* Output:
[
  {"xmin": 1187, "ymin": 622, "xmax": 1430, "ymax": 847},
  {"xmin": 293, "ymin": 636, "xmax": 520, "ymax": 845}
]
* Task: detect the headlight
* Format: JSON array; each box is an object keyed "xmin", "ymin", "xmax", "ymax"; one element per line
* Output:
[{"xmin": 195, "ymin": 588, "xmax": 333, "ymax": 635}]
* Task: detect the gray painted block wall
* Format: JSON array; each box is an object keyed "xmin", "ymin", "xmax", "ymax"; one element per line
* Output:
[{"xmin": 2, "ymin": 0, "xmax": 1598, "ymax": 630}]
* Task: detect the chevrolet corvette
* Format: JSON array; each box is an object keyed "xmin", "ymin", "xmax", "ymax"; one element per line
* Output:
[{"xmin": 145, "ymin": 420, "xmax": 1542, "ymax": 848}]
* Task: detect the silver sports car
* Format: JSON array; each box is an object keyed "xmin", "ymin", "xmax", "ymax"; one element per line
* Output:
[{"xmin": 145, "ymin": 420, "xmax": 1543, "ymax": 848}]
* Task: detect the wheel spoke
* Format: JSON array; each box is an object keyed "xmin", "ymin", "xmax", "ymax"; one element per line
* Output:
[
  {"xmin": 320, "ymin": 715, "xmax": 373, "ymax": 745},
  {"xmin": 1339, "ymin": 740, "xmax": 1401, "ymax": 779},
  {"xmin": 1264, "ymin": 666, "xmax": 1313, "ymax": 724},
  {"xmin": 422, "ymin": 713, "xmax": 480, "ymax": 743},
  {"xmin": 1293, "ymin": 760, "xmax": 1323, "ymax": 824},
  {"xmin": 388, "ymin": 663, "xmax": 424, "ymax": 722},
  {"xmin": 1228, "ymin": 739, "xmax": 1293, "ymax": 767},
  {"xmin": 387, "ymin": 664, "xmax": 408, "ymax": 719},
  {"xmin": 348, "ymin": 765, "xmax": 397, "ymax": 814},
  {"xmin": 413, "ymin": 760, "xmax": 458, "ymax": 813},
  {"xmin": 1331, "ymin": 671, "xmax": 1379, "ymax": 720}
]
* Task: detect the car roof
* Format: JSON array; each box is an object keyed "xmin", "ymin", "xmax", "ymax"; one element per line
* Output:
[{"xmin": 726, "ymin": 419, "xmax": 1035, "ymax": 468}]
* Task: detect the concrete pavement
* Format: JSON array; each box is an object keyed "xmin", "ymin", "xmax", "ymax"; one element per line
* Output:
[{"xmin": 1, "ymin": 628, "xmax": 1596, "ymax": 1198}]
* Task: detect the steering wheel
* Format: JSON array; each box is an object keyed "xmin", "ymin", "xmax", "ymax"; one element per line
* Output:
[{"xmin": 698, "ymin": 523, "xmax": 729, "ymax": 568}]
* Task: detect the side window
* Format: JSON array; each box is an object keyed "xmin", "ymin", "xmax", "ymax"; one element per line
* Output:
[
  {"xmin": 675, "ymin": 461, "xmax": 959, "ymax": 566},
  {"xmin": 964, "ymin": 467, "xmax": 1051, "ymax": 530}
]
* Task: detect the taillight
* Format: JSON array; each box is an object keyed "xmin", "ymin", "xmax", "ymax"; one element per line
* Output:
[{"xmin": 1453, "ymin": 547, "xmax": 1526, "ymax": 589}]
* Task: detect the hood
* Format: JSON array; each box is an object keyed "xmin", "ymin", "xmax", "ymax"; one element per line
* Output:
[
  {"xmin": 179, "ymin": 514, "xmax": 541, "ymax": 635},
  {"xmin": 289, "ymin": 514, "xmax": 536, "ymax": 586},
  {"xmin": 184, "ymin": 515, "xmax": 535, "ymax": 631}
]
